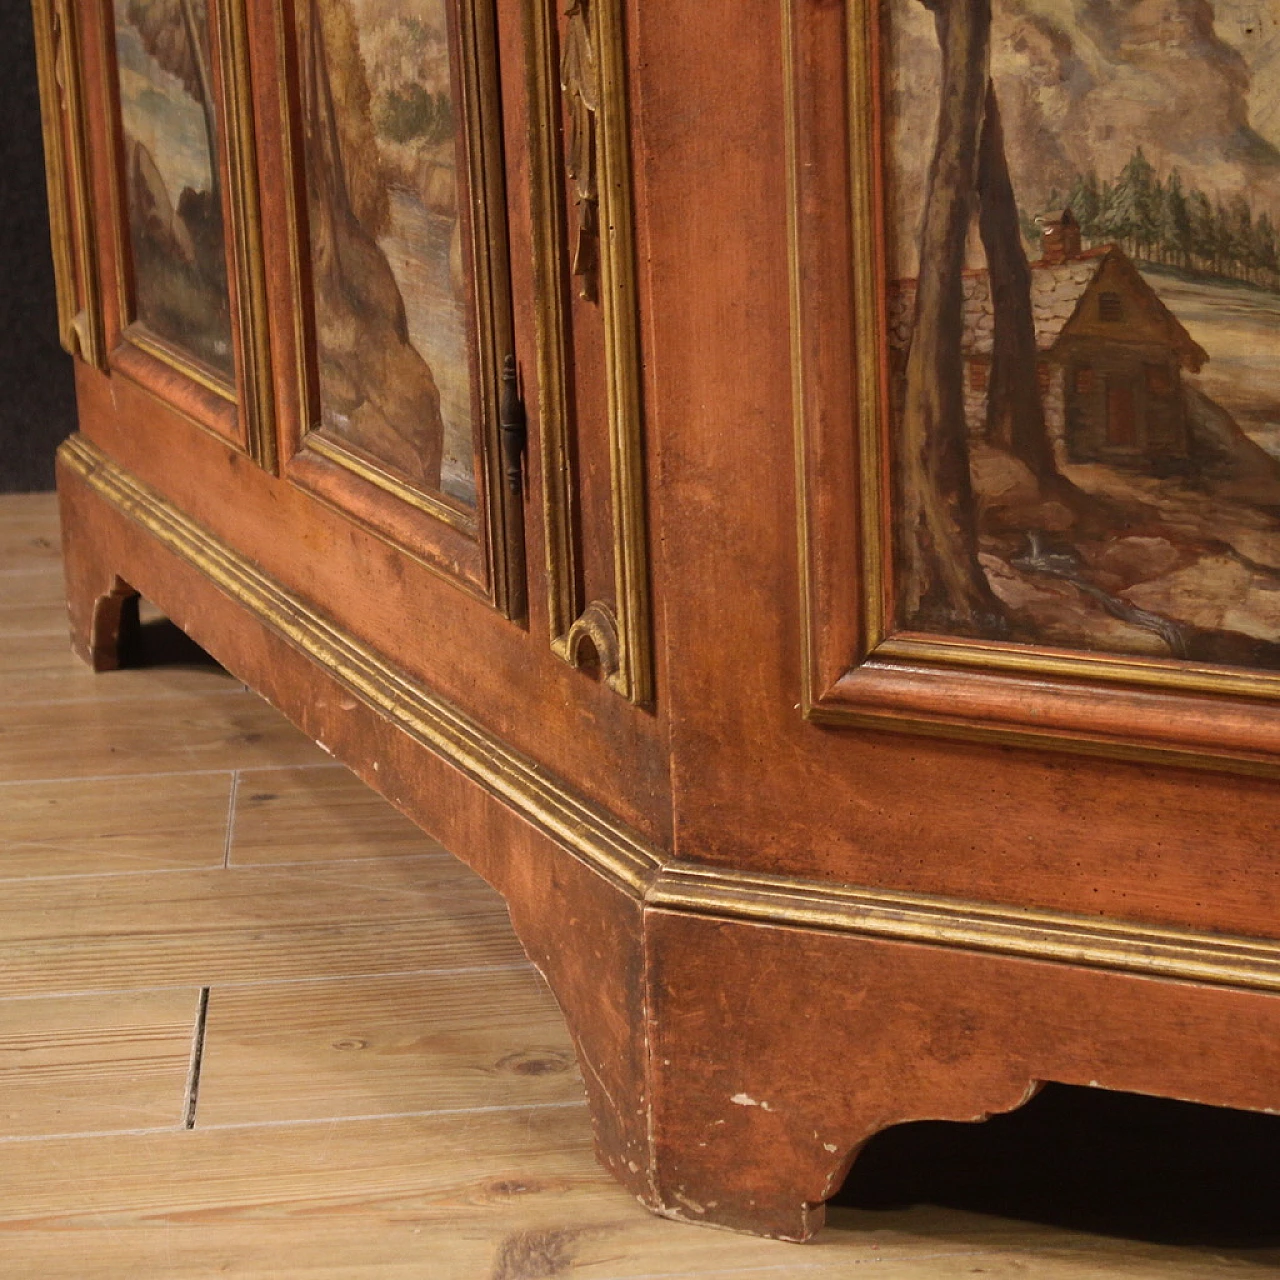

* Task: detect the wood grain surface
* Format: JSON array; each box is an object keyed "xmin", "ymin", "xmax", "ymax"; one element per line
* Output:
[
  {"xmin": 0, "ymin": 772, "xmax": 233, "ymax": 877},
  {"xmin": 0, "ymin": 987, "xmax": 201, "ymax": 1136},
  {"xmin": 0, "ymin": 692, "xmax": 326, "ymax": 780},
  {"xmin": 11, "ymin": 490, "xmax": 1280, "ymax": 1271},
  {"xmin": 0, "ymin": 494, "xmax": 64, "ymax": 570},
  {"xmin": 0, "ymin": 563, "xmax": 68, "ymax": 634},
  {"xmin": 195, "ymin": 969, "xmax": 584, "ymax": 1124},
  {"xmin": 228, "ymin": 766, "xmax": 448, "ymax": 865}
]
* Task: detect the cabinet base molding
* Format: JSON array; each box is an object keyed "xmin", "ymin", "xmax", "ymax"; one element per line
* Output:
[
  {"xmin": 58, "ymin": 433, "xmax": 1280, "ymax": 1240},
  {"xmin": 645, "ymin": 911, "xmax": 1280, "ymax": 1239}
]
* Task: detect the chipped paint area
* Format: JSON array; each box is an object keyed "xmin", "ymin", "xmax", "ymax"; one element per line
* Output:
[
  {"xmin": 729, "ymin": 1093, "xmax": 773, "ymax": 1110},
  {"xmin": 671, "ymin": 1189, "xmax": 707, "ymax": 1215}
]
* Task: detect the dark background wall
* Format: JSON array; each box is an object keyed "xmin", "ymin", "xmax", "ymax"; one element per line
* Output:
[{"xmin": 0, "ymin": 2, "xmax": 79, "ymax": 494}]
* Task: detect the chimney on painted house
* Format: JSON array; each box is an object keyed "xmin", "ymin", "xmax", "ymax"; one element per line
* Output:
[{"xmin": 1037, "ymin": 208, "xmax": 1082, "ymax": 264}]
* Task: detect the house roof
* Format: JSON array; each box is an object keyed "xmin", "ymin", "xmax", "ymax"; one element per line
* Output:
[{"xmin": 885, "ymin": 245, "xmax": 1208, "ymax": 371}]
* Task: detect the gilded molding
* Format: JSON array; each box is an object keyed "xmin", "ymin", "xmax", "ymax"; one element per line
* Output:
[
  {"xmin": 216, "ymin": 0, "xmax": 277, "ymax": 471},
  {"xmin": 305, "ymin": 432, "xmax": 479, "ymax": 537},
  {"xmin": 459, "ymin": 0, "xmax": 526, "ymax": 620},
  {"xmin": 873, "ymin": 633, "xmax": 1280, "ymax": 703},
  {"xmin": 788, "ymin": 0, "xmax": 887, "ymax": 707},
  {"xmin": 58, "ymin": 434, "xmax": 656, "ymax": 894},
  {"xmin": 526, "ymin": 0, "xmax": 577, "ymax": 656},
  {"xmin": 279, "ymin": 0, "xmax": 520, "ymax": 613},
  {"xmin": 102, "ymin": 0, "xmax": 276, "ymax": 467},
  {"xmin": 126, "ymin": 331, "xmax": 238, "ymax": 404},
  {"xmin": 529, "ymin": 0, "xmax": 653, "ymax": 704},
  {"xmin": 651, "ymin": 863, "xmax": 1280, "ymax": 995},
  {"xmin": 561, "ymin": 0, "xmax": 600, "ymax": 301},
  {"xmin": 31, "ymin": 0, "xmax": 105, "ymax": 369},
  {"xmin": 787, "ymin": 0, "xmax": 1280, "ymax": 769},
  {"xmin": 60, "ymin": 432, "xmax": 1280, "ymax": 997}
]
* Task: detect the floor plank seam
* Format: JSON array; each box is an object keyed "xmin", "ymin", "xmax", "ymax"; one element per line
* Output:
[
  {"xmin": 183, "ymin": 988, "xmax": 211, "ymax": 1130},
  {"xmin": 0, "ymin": 983, "xmax": 206, "ymax": 1003},
  {"xmin": 0, "ymin": 1104, "xmax": 589, "ymax": 1146},
  {"xmin": 0, "ymin": 689, "xmax": 254, "ymax": 708},
  {"xmin": 0, "ymin": 965, "xmax": 537, "ymax": 1003},
  {"xmin": 0, "ymin": 763, "xmax": 345, "ymax": 790},
  {"xmin": 0, "ymin": 1124, "xmax": 185, "ymax": 1145},
  {"xmin": 193, "ymin": 1099, "xmax": 588, "ymax": 1133},
  {"xmin": 0, "ymin": 865, "xmax": 266, "ymax": 884},
  {"xmin": 607, "ymin": 1255, "xmax": 998, "ymax": 1279},
  {"xmin": 0, "ymin": 853, "xmax": 459, "ymax": 883},
  {"xmin": 217, "ymin": 852, "xmax": 459, "ymax": 874},
  {"xmin": 204, "ymin": 962, "xmax": 539, "ymax": 987},
  {"xmin": 222, "ymin": 770, "xmax": 240, "ymax": 870}
]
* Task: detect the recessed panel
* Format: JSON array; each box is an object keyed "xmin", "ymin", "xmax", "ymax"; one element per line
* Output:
[
  {"xmin": 883, "ymin": 0, "xmax": 1280, "ymax": 672},
  {"xmin": 113, "ymin": 0, "xmax": 235, "ymax": 380},
  {"xmin": 298, "ymin": 0, "xmax": 480, "ymax": 506}
]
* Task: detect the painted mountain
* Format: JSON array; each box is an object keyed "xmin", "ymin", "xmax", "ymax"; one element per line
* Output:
[{"xmin": 885, "ymin": 0, "xmax": 1280, "ymax": 279}]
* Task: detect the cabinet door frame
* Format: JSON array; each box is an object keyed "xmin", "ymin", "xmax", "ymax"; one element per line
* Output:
[
  {"xmin": 789, "ymin": 0, "xmax": 1280, "ymax": 774},
  {"xmin": 32, "ymin": 0, "xmax": 108, "ymax": 371},
  {"xmin": 98, "ymin": 0, "xmax": 275, "ymax": 468},
  {"xmin": 266, "ymin": 0, "xmax": 524, "ymax": 615},
  {"xmin": 526, "ymin": 0, "xmax": 652, "ymax": 703}
]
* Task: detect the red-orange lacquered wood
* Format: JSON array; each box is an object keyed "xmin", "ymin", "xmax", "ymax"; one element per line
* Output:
[
  {"xmin": 57, "ymin": 460, "xmax": 656, "ymax": 1205},
  {"xmin": 66, "ymin": 0, "xmax": 671, "ymax": 845},
  {"xmin": 647, "ymin": 909, "xmax": 1280, "ymax": 1239},
  {"xmin": 635, "ymin": 0, "xmax": 1280, "ymax": 942},
  {"xmin": 53, "ymin": 0, "xmax": 1280, "ymax": 1244}
]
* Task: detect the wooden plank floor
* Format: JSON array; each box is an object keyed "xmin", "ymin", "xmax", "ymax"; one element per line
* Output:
[{"xmin": 3, "ymin": 492, "xmax": 1280, "ymax": 1277}]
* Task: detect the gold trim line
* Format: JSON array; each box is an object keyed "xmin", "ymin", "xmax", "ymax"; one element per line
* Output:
[
  {"xmin": 651, "ymin": 864, "xmax": 1280, "ymax": 994},
  {"xmin": 59, "ymin": 434, "xmax": 656, "ymax": 892},
  {"xmin": 60, "ymin": 435, "xmax": 1280, "ymax": 996},
  {"xmin": 32, "ymin": 0, "xmax": 105, "ymax": 367},
  {"xmin": 530, "ymin": 0, "xmax": 652, "ymax": 705}
]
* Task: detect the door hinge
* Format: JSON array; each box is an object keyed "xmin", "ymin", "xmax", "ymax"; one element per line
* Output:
[{"xmin": 500, "ymin": 355, "xmax": 527, "ymax": 497}]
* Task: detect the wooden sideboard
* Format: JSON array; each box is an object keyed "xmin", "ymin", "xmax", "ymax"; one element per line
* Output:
[{"xmin": 36, "ymin": 0, "xmax": 1280, "ymax": 1240}]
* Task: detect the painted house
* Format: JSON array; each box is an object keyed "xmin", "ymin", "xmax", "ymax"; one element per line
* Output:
[{"xmin": 886, "ymin": 212, "xmax": 1209, "ymax": 467}]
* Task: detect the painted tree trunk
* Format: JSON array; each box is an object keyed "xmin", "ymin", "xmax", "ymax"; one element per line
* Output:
[
  {"xmin": 898, "ymin": 0, "xmax": 998, "ymax": 631},
  {"xmin": 976, "ymin": 81, "xmax": 1056, "ymax": 481},
  {"xmin": 177, "ymin": 0, "xmax": 219, "ymax": 211}
]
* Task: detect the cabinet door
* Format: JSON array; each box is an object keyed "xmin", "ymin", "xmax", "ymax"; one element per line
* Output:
[
  {"xmin": 643, "ymin": 0, "xmax": 1280, "ymax": 949},
  {"xmin": 793, "ymin": 0, "xmax": 1280, "ymax": 774},
  {"xmin": 264, "ymin": 0, "xmax": 522, "ymax": 609},
  {"xmin": 57, "ymin": 0, "xmax": 666, "ymax": 840},
  {"xmin": 102, "ymin": 0, "xmax": 275, "ymax": 465},
  {"xmin": 255, "ymin": 0, "xmax": 651, "ymax": 662},
  {"xmin": 234, "ymin": 0, "xmax": 665, "ymax": 829}
]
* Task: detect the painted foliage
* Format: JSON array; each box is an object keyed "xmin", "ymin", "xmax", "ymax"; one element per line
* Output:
[
  {"xmin": 300, "ymin": 0, "xmax": 477, "ymax": 504},
  {"xmin": 114, "ymin": 0, "xmax": 234, "ymax": 378},
  {"xmin": 885, "ymin": 0, "xmax": 1280, "ymax": 670}
]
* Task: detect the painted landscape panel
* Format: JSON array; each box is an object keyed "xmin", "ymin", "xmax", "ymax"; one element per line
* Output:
[
  {"xmin": 884, "ymin": 0, "xmax": 1280, "ymax": 671},
  {"xmin": 114, "ymin": 0, "xmax": 234, "ymax": 379},
  {"xmin": 299, "ymin": 0, "xmax": 477, "ymax": 504}
]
